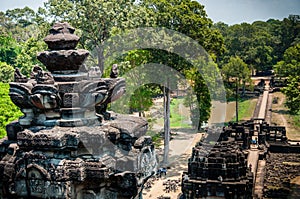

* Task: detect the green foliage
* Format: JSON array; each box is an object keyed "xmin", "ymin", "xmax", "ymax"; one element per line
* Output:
[
  {"xmin": 215, "ymin": 15, "xmax": 300, "ymax": 73},
  {"xmin": 0, "ymin": 62, "xmax": 14, "ymax": 83},
  {"xmin": 45, "ymin": 0, "xmax": 156, "ymax": 72},
  {"xmin": 222, "ymin": 56, "xmax": 251, "ymax": 98},
  {"xmin": 129, "ymin": 85, "xmax": 156, "ymax": 116},
  {"xmin": 0, "ymin": 83, "xmax": 23, "ymax": 138},
  {"xmin": 222, "ymin": 56, "xmax": 250, "ymax": 81},
  {"xmin": 0, "ymin": 7, "xmax": 48, "ymax": 42},
  {"xmin": 113, "ymin": 49, "xmax": 152, "ymax": 77},
  {"xmin": 140, "ymin": 0, "xmax": 224, "ymax": 126},
  {"xmin": 15, "ymin": 37, "xmax": 46, "ymax": 76},
  {"xmin": 274, "ymin": 43, "xmax": 300, "ymax": 77},
  {"xmin": 0, "ymin": 34, "xmax": 20, "ymax": 65},
  {"xmin": 282, "ymin": 77, "xmax": 300, "ymax": 114},
  {"xmin": 143, "ymin": 0, "xmax": 225, "ymax": 58},
  {"xmin": 231, "ymin": 98, "xmax": 257, "ymax": 122},
  {"xmin": 169, "ymin": 98, "xmax": 191, "ymax": 128},
  {"xmin": 184, "ymin": 67, "xmax": 211, "ymax": 129},
  {"xmin": 274, "ymin": 44, "xmax": 300, "ymax": 114}
]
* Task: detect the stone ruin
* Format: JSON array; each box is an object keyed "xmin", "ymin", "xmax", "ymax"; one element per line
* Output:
[
  {"xmin": 264, "ymin": 153, "xmax": 300, "ymax": 198},
  {"xmin": 181, "ymin": 127, "xmax": 253, "ymax": 198},
  {"xmin": 0, "ymin": 22, "xmax": 157, "ymax": 199}
]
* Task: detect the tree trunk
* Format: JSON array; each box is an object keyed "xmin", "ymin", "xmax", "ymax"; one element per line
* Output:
[
  {"xmin": 242, "ymin": 81, "xmax": 246, "ymax": 97},
  {"xmin": 163, "ymin": 82, "xmax": 170, "ymax": 166},
  {"xmin": 96, "ymin": 46, "xmax": 104, "ymax": 75},
  {"xmin": 196, "ymin": 95, "xmax": 201, "ymax": 131},
  {"xmin": 236, "ymin": 78, "xmax": 239, "ymax": 122}
]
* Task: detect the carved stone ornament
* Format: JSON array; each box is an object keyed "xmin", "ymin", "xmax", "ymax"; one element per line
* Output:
[{"xmin": 0, "ymin": 22, "xmax": 157, "ymax": 199}]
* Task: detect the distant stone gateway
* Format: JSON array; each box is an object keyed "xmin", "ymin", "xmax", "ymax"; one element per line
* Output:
[{"xmin": 0, "ymin": 22, "xmax": 157, "ymax": 199}]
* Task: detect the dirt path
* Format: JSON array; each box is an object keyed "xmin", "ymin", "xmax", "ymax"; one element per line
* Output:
[
  {"xmin": 142, "ymin": 131, "xmax": 203, "ymax": 199},
  {"xmin": 277, "ymin": 94, "xmax": 289, "ymax": 132},
  {"xmin": 271, "ymin": 92, "xmax": 300, "ymax": 140}
]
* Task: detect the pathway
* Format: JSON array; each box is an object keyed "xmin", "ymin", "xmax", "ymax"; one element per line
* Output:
[
  {"xmin": 247, "ymin": 149, "xmax": 259, "ymax": 182},
  {"xmin": 254, "ymin": 160, "xmax": 266, "ymax": 198},
  {"xmin": 142, "ymin": 131, "xmax": 203, "ymax": 199}
]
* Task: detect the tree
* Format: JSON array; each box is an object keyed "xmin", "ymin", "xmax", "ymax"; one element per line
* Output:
[
  {"xmin": 0, "ymin": 7, "xmax": 50, "ymax": 77},
  {"xmin": 0, "ymin": 34, "xmax": 20, "ymax": 65},
  {"xmin": 274, "ymin": 43, "xmax": 300, "ymax": 77},
  {"xmin": 222, "ymin": 56, "xmax": 251, "ymax": 122},
  {"xmin": 1, "ymin": 7, "xmax": 47, "ymax": 42},
  {"xmin": 184, "ymin": 67, "xmax": 211, "ymax": 130},
  {"xmin": 217, "ymin": 22, "xmax": 275, "ymax": 74},
  {"xmin": 282, "ymin": 77, "xmax": 300, "ymax": 114},
  {"xmin": 0, "ymin": 62, "xmax": 14, "ymax": 83},
  {"xmin": 274, "ymin": 43, "xmax": 300, "ymax": 114},
  {"xmin": 140, "ymin": 0, "xmax": 225, "ymax": 164},
  {"xmin": 0, "ymin": 83, "xmax": 22, "ymax": 138},
  {"xmin": 15, "ymin": 37, "xmax": 46, "ymax": 76},
  {"xmin": 222, "ymin": 56, "xmax": 251, "ymax": 96},
  {"xmin": 5, "ymin": 7, "xmax": 36, "ymax": 28},
  {"xmin": 142, "ymin": 0, "xmax": 225, "ymax": 58},
  {"xmin": 45, "ymin": 0, "xmax": 156, "ymax": 73},
  {"xmin": 280, "ymin": 15, "xmax": 300, "ymax": 56},
  {"xmin": 129, "ymin": 85, "xmax": 157, "ymax": 117}
]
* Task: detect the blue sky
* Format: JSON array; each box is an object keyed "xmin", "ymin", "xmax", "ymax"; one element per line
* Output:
[
  {"xmin": 200, "ymin": 0, "xmax": 300, "ymax": 24},
  {"xmin": 0, "ymin": 0, "xmax": 46, "ymax": 12},
  {"xmin": 0, "ymin": 0, "xmax": 299, "ymax": 25}
]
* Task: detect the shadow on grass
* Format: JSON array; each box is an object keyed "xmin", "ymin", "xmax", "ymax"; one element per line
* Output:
[
  {"xmin": 289, "ymin": 183, "xmax": 300, "ymax": 199},
  {"xmin": 227, "ymin": 95, "xmax": 258, "ymax": 103},
  {"xmin": 272, "ymin": 109, "xmax": 290, "ymax": 115}
]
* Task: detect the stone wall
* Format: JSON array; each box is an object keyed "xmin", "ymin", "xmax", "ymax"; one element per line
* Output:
[{"xmin": 264, "ymin": 153, "xmax": 300, "ymax": 198}]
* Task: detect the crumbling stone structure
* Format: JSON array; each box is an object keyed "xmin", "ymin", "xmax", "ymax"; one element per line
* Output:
[
  {"xmin": 222, "ymin": 121, "xmax": 254, "ymax": 149},
  {"xmin": 182, "ymin": 129, "xmax": 253, "ymax": 199},
  {"xmin": 0, "ymin": 22, "xmax": 157, "ymax": 199},
  {"xmin": 264, "ymin": 153, "xmax": 300, "ymax": 198}
]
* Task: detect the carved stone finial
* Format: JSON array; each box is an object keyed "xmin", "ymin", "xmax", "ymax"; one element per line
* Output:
[
  {"xmin": 88, "ymin": 66, "xmax": 102, "ymax": 78},
  {"xmin": 44, "ymin": 22, "xmax": 80, "ymax": 50},
  {"xmin": 110, "ymin": 64, "xmax": 119, "ymax": 78},
  {"xmin": 49, "ymin": 22, "xmax": 75, "ymax": 35},
  {"xmin": 14, "ymin": 68, "xmax": 28, "ymax": 83},
  {"xmin": 30, "ymin": 65, "xmax": 43, "ymax": 79},
  {"xmin": 35, "ymin": 70, "xmax": 55, "ymax": 85}
]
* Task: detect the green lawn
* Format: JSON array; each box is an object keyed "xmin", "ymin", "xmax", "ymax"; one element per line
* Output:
[
  {"xmin": 230, "ymin": 98, "xmax": 257, "ymax": 122},
  {"xmin": 156, "ymin": 98, "xmax": 192, "ymax": 129},
  {"xmin": 292, "ymin": 113, "xmax": 300, "ymax": 128}
]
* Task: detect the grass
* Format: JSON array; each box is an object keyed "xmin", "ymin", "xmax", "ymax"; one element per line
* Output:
[
  {"xmin": 169, "ymin": 98, "xmax": 192, "ymax": 128},
  {"xmin": 156, "ymin": 98, "xmax": 192, "ymax": 129},
  {"xmin": 287, "ymin": 113, "xmax": 300, "ymax": 140},
  {"xmin": 291, "ymin": 113, "xmax": 300, "ymax": 128},
  {"xmin": 230, "ymin": 97, "xmax": 257, "ymax": 122},
  {"xmin": 271, "ymin": 92, "xmax": 300, "ymax": 140},
  {"xmin": 146, "ymin": 130, "xmax": 162, "ymax": 147}
]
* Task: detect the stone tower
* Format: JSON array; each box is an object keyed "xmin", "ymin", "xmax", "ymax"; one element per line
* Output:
[
  {"xmin": 0, "ymin": 22, "xmax": 157, "ymax": 199},
  {"xmin": 181, "ymin": 128, "xmax": 253, "ymax": 198}
]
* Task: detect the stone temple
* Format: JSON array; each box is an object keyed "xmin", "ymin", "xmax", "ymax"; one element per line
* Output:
[
  {"xmin": 0, "ymin": 22, "xmax": 157, "ymax": 199},
  {"xmin": 181, "ymin": 127, "xmax": 253, "ymax": 198}
]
